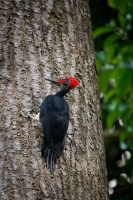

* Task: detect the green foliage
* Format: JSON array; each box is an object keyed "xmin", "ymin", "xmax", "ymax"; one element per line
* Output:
[
  {"xmin": 93, "ymin": 0, "xmax": 133, "ymax": 138},
  {"xmin": 91, "ymin": 0, "xmax": 133, "ymax": 199}
]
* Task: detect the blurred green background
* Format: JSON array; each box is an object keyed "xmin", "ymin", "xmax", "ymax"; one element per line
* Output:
[{"xmin": 90, "ymin": 0, "xmax": 133, "ymax": 199}]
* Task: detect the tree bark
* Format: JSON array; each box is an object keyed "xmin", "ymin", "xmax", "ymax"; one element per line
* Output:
[{"xmin": 0, "ymin": 0, "xmax": 109, "ymax": 199}]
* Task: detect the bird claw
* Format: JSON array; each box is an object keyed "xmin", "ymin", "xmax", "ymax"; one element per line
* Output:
[{"xmin": 27, "ymin": 112, "xmax": 40, "ymax": 122}]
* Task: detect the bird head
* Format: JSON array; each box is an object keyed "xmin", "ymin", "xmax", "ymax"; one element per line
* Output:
[
  {"xmin": 45, "ymin": 76, "xmax": 79, "ymax": 90},
  {"xmin": 58, "ymin": 76, "xmax": 79, "ymax": 89}
]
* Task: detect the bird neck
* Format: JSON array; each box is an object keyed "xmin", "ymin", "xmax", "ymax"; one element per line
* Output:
[{"xmin": 55, "ymin": 87, "xmax": 70, "ymax": 97}]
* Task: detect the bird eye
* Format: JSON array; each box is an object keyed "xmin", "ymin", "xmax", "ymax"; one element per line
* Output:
[
  {"xmin": 64, "ymin": 79, "xmax": 70, "ymax": 87},
  {"xmin": 65, "ymin": 79, "xmax": 70, "ymax": 84}
]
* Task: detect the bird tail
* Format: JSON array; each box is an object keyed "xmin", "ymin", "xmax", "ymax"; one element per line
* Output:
[
  {"xmin": 41, "ymin": 139, "xmax": 65, "ymax": 173},
  {"xmin": 41, "ymin": 140, "xmax": 56, "ymax": 172}
]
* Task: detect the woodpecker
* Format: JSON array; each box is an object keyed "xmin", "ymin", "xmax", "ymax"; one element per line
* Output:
[{"xmin": 29, "ymin": 76, "xmax": 79, "ymax": 172}]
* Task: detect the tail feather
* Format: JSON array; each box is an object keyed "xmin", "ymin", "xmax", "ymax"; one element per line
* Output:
[
  {"xmin": 41, "ymin": 140, "xmax": 64, "ymax": 172},
  {"xmin": 46, "ymin": 149, "xmax": 56, "ymax": 172}
]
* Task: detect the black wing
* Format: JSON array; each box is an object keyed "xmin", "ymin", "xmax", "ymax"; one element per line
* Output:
[
  {"xmin": 40, "ymin": 95, "xmax": 69, "ymax": 172},
  {"xmin": 39, "ymin": 95, "xmax": 69, "ymax": 145}
]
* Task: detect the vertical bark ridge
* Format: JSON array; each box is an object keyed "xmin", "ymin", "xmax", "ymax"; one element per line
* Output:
[{"xmin": 2, "ymin": 1, "xmax": 18, "ymax": 199}]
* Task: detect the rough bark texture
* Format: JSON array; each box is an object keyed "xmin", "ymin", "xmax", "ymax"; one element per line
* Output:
[{"xmin": 0, "ymin": 0, "xmax": 109, "ymax": 199}]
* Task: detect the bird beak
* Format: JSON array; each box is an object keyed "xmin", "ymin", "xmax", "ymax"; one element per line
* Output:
[{"xmin": 45, "ymin": 78, "xmax": 61, "ymax": 87}]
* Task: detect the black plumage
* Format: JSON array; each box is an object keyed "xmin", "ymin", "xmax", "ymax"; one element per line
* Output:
[
  {"xmin": 39, "ymin": 77, "xmax": 79, "ymax": 172},
  {"xmin": 40, "ymin": 87, "xmax": 69, "ymax": 172}
]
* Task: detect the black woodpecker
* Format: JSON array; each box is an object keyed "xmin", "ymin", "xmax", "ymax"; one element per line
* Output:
[{"xmin": 29, "ymin": 76, "xmax": 79, "ymax": 172}]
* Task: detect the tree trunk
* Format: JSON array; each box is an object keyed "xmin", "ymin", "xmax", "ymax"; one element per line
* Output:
[{"xmin": 0, "ymin": 0, "xmax": 109, "ymax": 199}]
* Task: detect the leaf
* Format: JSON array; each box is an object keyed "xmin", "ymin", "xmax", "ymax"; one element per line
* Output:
[
  {"xmin": 93, "ymin": 26, "xmax": 115, "ymax": 39},
  {"xmin": 99, "ymin": 70, "xmax": 112, "ymax": 92},
  {"xmin": 107, "ymin": 110, "xmax": 119, "ymax": 128}
]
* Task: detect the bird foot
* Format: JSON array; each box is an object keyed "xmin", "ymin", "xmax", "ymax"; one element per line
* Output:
[
  {"xmin": 67, "ymin": 135, "xmax": 73, "ymax": 146},
  {"xmin": 28, "ymin": 112, "xmax": 40, "ymax": 122}
]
